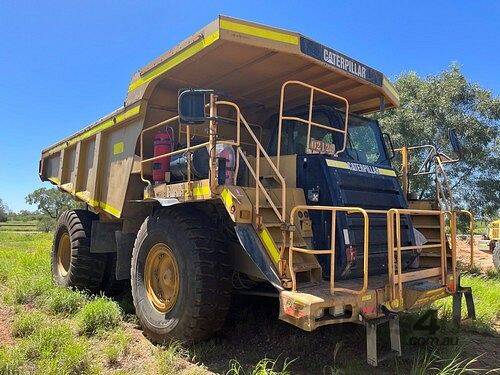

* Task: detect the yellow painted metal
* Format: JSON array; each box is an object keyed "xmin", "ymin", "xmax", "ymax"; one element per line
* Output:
[
  {"xmin": 128, "ymin": 30, "xmax": 220, "ymax": 92},
  {"xmin": 400, "ymin": 146, "xmax": 409, "ymax": 197},
  {"xmin": 98, "ymin": 201, "xmax": 121, "ymax": 217},
  {"xmin": 289, "ymin": 205, "xmax": 369, "ymax": 295},
  {"xmin": 189, "ymin": 183, "xmax": 211, "ymax": 199},
  {"xmin": 489, "ymin": 220, "xmax": 500, "ymax": 241},
  {"xmin": 277, "ymin": 81, "xmax": 350, "ymax": 169},
  {"xmin": 258, "ymin": 227, "xmax": 281, "ymax": 264},
  {"xmin": 43, "ymin": 102, "xmax": 142, "ymax": 157},
  {"xmin": 73, "ymin": 191, "xmax": 121, "ymax": 218},
  {"xmin": 144, "ymin": 243, "xmax": 180, "ymax": 314},
  {"xmin": 113, "ymin": 141, "xmax": 124, "ymax": 155},
  {"xmin": 48, "ymin": 177, "xmax": 61, "ymax": 185},
  {"xmin": 220, "ymin": 18, "xmax": 299, "ymax": 45},
  {"xmin": 386, "ymin": 208, "xmax": 450, "ymax": 307},
  {"xmin": 378, "ymin": 168, "xmax": 397, "ymax": 177},
  {"xmin": 215, "ymin": 100, "xmax": 287, "ymax": 222},
  {"xmin": 220, "ymin": 188, "xmax": 234, "ymax": 211},
  {"xmin": 57, "ymin": 232, "xmax": 71, "ymax": 277}
]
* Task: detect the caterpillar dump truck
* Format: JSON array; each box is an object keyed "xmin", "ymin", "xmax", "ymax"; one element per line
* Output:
[{"xmin": 39, "ymin": 16, "xmax": 476, "ymax": 366}]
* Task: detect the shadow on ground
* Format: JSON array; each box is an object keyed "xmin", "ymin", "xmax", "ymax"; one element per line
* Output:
[
  {"xmin": 192, "ymin": 295, "xmax": 394, "ymax": 375},
  {"xmin": 115, "ymin": 291, "xmax": 499, "ymax": 374}
]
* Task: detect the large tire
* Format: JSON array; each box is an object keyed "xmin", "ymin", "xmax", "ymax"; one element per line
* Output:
[
  {"xmin": 493, "ymin": 241, "xmax": 500, "ymax": 270},
  {"xmin": 51, "ymin": 210, "xmax": 107, "ymax": 292},
  {"xmin": 131, "ymin": 207, "xmax": 232, "ymax": 344}
]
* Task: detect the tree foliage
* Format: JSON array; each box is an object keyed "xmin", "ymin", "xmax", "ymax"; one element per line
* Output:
[
  {"xmin": 25, "ymin": 188, "xmax": 84, "ymax": 231},
  {"xmin": 376, "ymin": 64, "xmax": 499, "ymax": 219},
  {"xmin": 26, "ymin": 188, "xmax": 82, "ymax": 219},
  {"xmin": 0, "ymin": 198, "xmax": 9, "ymax": 222}
]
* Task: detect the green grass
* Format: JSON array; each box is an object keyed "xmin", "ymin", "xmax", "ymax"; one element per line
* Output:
[
  {"xmin": 78, "ymin": 298, "xmax": 122, "ymax": 335},
  {"xmin": 11, "ymin": 311, "xmax": 45, "ymax": 338},
  {"xmin": 0, "ymin": 232, "xmax": 115, "ymax": 374},
  {"xmin": 0, "ymin": 231, "xmax": 498, "ymax": 375},
  {"xmin": 44, "ymin": 287, "xmax": 87, "ymax": 315},
  {"xmin": 435, "ymin": 274, "xmax": 500, "ymax": 332},
  {"xmin": 102, "ymin": 329, "xmax": 130, "ymax": 365},
  {"xmin": 227, "ymin": 358, "xmax": 293, "ymax": 375},
  {"xmin": 0, "ymin": 221, "xmax": 39, "ymax": 233}
]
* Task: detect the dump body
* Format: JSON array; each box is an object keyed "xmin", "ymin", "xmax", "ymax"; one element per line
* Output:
[{"xmin": 39, "ymin": 16, "xmax": 398, "ymax": 220}]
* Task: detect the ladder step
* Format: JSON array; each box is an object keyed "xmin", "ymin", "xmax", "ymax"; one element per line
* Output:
[
  {"xmin": 293, "ymin": 262, "xmax": 321, "ymax": 273},
  {"xmin": 264, "ymin": 222, "xmax": 282, "ymax": 228}
]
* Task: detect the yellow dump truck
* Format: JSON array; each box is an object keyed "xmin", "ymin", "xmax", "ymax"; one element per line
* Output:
[
  {"xmin": 39, "ymin": 16, "xmax": 476, "ymax": 366},
  {"xmin": 478, "ymin": 220, "xmax": 500, "ymax": 268}
]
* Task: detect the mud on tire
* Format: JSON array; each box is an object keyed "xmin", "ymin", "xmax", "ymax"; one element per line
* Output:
[
  {"xmin": 51, "ymin": 210, "xmax": 107, "ymax": 292},
  {"xmin": 131, "ymin": 206, "xmax": 232, "ymax": 344}
]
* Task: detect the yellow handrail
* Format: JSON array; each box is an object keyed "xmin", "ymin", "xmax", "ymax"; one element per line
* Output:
[
  {"xmin": 214, "ymin": 101, "xmax": 287, "ymax": 223},
  {"xmin": 386, "ymin": 208, "xmax": 449, "ymax": 306},
  {"xmin": 289, "ymin": 205, "xmax": 369, "ymax": 295},
  {"xmin": 139, "ymin": 99, "xmax": 287, "ymax": 220},
  {"xmin": 277, "ymin": 80, "xmax": 350, "ymax": 170}
]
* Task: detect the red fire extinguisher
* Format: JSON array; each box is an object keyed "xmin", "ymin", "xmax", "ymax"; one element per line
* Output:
[{"xmin": 153, "ymin": 127, "xmax": 174, "ymax": 184}]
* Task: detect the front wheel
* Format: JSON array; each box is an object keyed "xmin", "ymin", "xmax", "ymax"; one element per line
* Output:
[{"xmin": 131, "ymin": 207, "xmax": 232, "ymax": 344}]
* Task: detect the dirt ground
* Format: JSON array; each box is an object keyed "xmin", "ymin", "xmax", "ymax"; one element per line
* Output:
[
  {"xmin": 115, "ymin": 294, "xmax": 500, "ymax": 375},
  {"xmin": 457, "ymin": 236, "xmax": 495, "ymax": 271},
  {"xmin": 0, "ymin": 307, "xmax": 14, "ymax": 346}
]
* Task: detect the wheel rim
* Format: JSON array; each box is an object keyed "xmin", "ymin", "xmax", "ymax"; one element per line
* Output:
[
  {"xmin": 144, "ymin": 243, "xmax": 180, "ymax": 313},
  {"xmin": 57, "ymin": 232, "xmax": 71, "ymax": 277}
]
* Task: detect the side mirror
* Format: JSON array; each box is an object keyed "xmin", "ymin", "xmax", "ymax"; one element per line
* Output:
[
  {"xmin": 382, "ymin": 133, "xmax": 395, "ymax": 160},
  {"xmin": 449, "ymin": 128, "xmax": 463, "ymax": 158},
  {"xmin": 178, "ymin": 89, "xmax": 213, "ymax": 125}
]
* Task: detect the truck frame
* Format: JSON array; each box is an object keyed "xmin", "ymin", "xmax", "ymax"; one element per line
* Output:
[{"xmin": 39, "ymin": 16, "xmax": 476, "ymax": 366}]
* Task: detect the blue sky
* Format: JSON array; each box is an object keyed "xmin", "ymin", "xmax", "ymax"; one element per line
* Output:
[{"xmin": 0, "ymin": 0, "xmax": 498, "ymax": 212}]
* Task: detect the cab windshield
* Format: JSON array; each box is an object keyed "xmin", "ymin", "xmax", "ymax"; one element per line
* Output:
[{"xmin": 268, "ymin": 107, "xmax": 390, "ymax": 167}]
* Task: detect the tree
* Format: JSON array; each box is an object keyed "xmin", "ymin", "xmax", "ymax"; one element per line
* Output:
[
  {"xmin": 26, "ymin": 188, "xmax": 82, "ymax": 219},
  {"xmin": 26, "ymin": 188, "xmax": 84, "ymax": 231},
  {"xmin": 376, "ymin": 64, "xmax": 499, "ymax": 220},
  {"xmin": 0, "ymin": 199, "xmax": 8, "ymax": 222}
]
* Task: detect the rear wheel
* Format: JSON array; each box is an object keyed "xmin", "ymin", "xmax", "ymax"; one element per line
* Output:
[
  {"xmin": 52, "ymin": 210, "xmax": 107, "ymax": 292},
  {"xmin": 131, "ymin": 207, "xmax": 232, "ymax": 344}
]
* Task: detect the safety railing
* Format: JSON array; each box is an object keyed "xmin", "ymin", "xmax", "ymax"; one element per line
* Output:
[
  {"xmin": 139, "ymin": 98, "xmax": 287, "ymax": 224},
  {"xmin": 434, "ymin": 155, "xmax": 454, "ymax": 211},
  {"xmin": 214, "ymin": 101, "xmax": 287, "ymax": 223},
  {"xmin": 289, "ymin": 205, "xmax": 369, "ymax": 295},
  {"xmin": 277, "ymin": 80, "xmax": 350, "ymax": 170},
  {"xmin": 396, "ymin": 145, "xmax": 455, "ymax": 210},
  {"xmin": 387, "ymin": 209, "xmax": 449, "ymax": 306}
]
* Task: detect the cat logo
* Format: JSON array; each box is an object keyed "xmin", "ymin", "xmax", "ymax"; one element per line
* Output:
[{"xmin": 347, "ymin": 162, "xmax": 380, "ymax": 174}]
